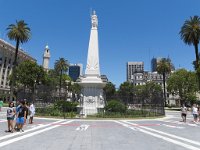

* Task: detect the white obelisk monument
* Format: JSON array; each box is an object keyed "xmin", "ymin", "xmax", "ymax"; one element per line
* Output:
[{"xmin": 79, "ymin": 11, "xmax": 106, "ymax": 116}]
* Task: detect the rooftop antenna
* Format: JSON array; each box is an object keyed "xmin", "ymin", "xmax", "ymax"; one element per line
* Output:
[{"xmin": 148, "ymin": 48, "xmax": 151, "ymax": 71}]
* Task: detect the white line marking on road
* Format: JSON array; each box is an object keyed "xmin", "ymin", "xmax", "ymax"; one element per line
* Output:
[
  {"xmin": 76, "ymin": 124, "xmax": 90, "ymax": 131},
  {"xmin": 119, "ymin": 122, "xmax": 138, "ymax": 131},
  {"xmin": 162, "ymin": 124, "xmax": 184, "ymax": 129},
  {"xmin": 0, "ymin": 120, "xmax": 74, "ymax": 148},
  {"xmin": 161, "ymin": 120, "xmax": 200, "ymax": 127},
  {"xmin": 0, "ymin": 120, "xmax": 65, "ymax": 141},
  {"xmin": 187, "ymin": 123, "xmax": 198, "ymax": 127},
  {"xmin": 122, "ymin": 120, "xmax": 200, "ymax": 148},
  {"xmin": 115, "ymin": 120, "xmax": 200, "ymax": 150},
  {"xmin": 34, "ymin": 117, "xmax": 64, "ymax": 121},
  {"xmin": 0, "ymin": 119, "xmax": 6, "ymax": 123}
]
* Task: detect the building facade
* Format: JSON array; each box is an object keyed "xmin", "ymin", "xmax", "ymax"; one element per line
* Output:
[
  {"xmin": 127, "ymin": 62, "xmax": 144, "ymax": 82},
  {"xmin": 0, "ymin": 39, "xmax": 36, "ymax": 98},
  {"xmin": 127, "ymin": 58, "xmax": 176, "ymax": 105}
]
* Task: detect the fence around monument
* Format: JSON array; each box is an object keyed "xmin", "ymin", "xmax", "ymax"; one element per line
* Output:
[{"xmin": 16, "ymin": 86, "xmax": 165, "ymax": 118}]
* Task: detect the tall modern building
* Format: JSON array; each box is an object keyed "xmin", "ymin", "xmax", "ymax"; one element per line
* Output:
[
  {"xmin": 127, "ymin": 62, "xmax": 144, "ymax": 82},
  {"xmin": 151, "ymin": 57, "xmax": 175, "ymax": 72},
  {"xmin": 69, "ymin": 64, "xmax": 83, "ymax": 82},
  {"xmin": 0, "ymin": 39, "xmax": 36, "ymax": 97},
  {"xmin": 151, "ymin": 57, "xmax": 162, "ymax": 72}
]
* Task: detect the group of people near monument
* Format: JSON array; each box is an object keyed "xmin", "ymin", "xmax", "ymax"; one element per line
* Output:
[
  {"xmin": 181, "ymin": 103, "xmax": 200, "ymax": 123},
  {"xmin": 5, "ymin": 100, "xmax": 35, "ymax": 133}
]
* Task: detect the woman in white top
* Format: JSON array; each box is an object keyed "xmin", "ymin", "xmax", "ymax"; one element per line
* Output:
[
  {"xmin": 5, "ymin": 102, "xmax": 15, "ymax": 133},
  {"xmin": 29, "ymin": 103, "xmax": 35, "ymax": 124},
  {"xmin": 192, "ymin": 104, "xmax": 198, "ymax": 122}
]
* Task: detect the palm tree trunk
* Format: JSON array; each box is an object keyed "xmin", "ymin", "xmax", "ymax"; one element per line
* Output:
[
  {"xmin": 194, "ymin": 43, "xmax": 199, "ymax": 68},
  {"xmin": 10, "ymin": 39, "xmax": 19, "ymax": 101},
  {"xmin": 59, "ymin": 70, "xmax": 62, "ymax": 100},
  {"xmin": 194, "ymin": 43, "xmax": 200, "ymax": 90}
]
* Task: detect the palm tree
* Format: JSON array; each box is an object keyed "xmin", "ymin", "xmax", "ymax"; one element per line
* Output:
[
  {"xmin": 7, "ymin": 20, "xmax": 31, "ymax": 101},
  {"xmin": 180, "ymin": 16, "xmax": 200, "ymax": 89},
  {"xmin": 54, "ymin": 58, "xmax": 69, "ymax": 99},
  {"xmin": 180, "ymin": 16, "xmax": 200, "ymax": 69},
  {"xmin": 156, "ymin": 58, "xmax": 172, "ymax": 106}
]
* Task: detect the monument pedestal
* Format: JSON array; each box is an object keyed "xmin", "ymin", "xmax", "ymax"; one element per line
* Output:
[{"xmin": 78, "ymin": 76, "xmax": 106, "ymax": 116}]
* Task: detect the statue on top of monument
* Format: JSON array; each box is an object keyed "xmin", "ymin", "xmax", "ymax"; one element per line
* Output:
[{"xmin": 91, "ymin": 10, "xmax": 98, "ymax": 29}]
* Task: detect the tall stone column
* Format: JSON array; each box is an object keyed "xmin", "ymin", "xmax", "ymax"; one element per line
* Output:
[{"xmin": 78, "ymin": 11, "xmax": 106, "ymax": 116}]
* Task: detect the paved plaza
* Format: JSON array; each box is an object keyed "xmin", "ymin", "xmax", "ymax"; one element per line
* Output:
[{"xmin": 0, "ymin": 108, "xmax": 200, "ymax": 150}]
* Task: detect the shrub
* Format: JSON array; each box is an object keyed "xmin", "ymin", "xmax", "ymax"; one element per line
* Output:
[
  {"xmin": 105, "ymin": 99, "xmax": 126, "ymax": 113},
  {"xmin": 54, "ymin": 100, "xmax": 78, "ymax": 112}
]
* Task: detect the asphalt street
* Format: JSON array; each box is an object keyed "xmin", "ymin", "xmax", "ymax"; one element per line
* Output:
[{"xmin": 0, "ymin": 107, "xmax": 200, "ymax": 150}]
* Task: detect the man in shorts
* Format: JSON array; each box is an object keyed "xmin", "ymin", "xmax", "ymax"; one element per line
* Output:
[{"xmin": 16, "ymin": 100, "xmax": 27, "ymax": 132}]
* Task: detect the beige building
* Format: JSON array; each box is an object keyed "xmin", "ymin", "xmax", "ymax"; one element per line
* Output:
[{"xmin": 0, "ymin": 39, "xmax": 36, "ymax": 99}]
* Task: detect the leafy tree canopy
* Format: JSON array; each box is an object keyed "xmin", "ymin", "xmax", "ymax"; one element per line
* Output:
[
  {"xmin": 103, "ymin": 82, "xmax": 116, "ymax": 100},
  {"xmin": 15, "ymin": 60, "xmax": 46, "ymax": 89},
  {"xmin": 167, "ymin": 69, "xmax": 198, "ymax": 103}
]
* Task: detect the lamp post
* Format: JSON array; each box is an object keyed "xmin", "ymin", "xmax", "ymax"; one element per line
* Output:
[
  {"xmin": 33, "ymin": 80, "xmax": 36, "ymax": 103},
  {"xmin": 80, "ymin": 93, "xmax": 84, "ymax": 117}
]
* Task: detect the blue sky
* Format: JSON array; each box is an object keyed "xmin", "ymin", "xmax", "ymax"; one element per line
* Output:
[{"xmin": 0, "ymin": 0, "xmax": 200, "ymax": 88}]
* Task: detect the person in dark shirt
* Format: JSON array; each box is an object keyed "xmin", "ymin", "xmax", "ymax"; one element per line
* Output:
[
  {"xmin": 24, "ymin": 101, "xmax": 29, "ymax": 124},
  {"xmin": 16, "ymin": 100, "xmax": 26, "ymax": 132}
]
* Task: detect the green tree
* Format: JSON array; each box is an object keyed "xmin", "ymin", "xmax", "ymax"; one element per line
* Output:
[
  {"xmin": 70, "ymin": 83, "xmax": 81, "ymax": 101},
  {"xmin": 54, "ymin": 58, "xmax": 69, "ymax": 99},
  {"xmin": 180, "ymin": 16, "xmax": 200, "ymax": 89},
  {"xmin": 7, "ymin": 20, "xmax": 31, "ymax": 100},
  {"xmin": 156, "ymin": 58, "xmax": 172, "ymax": 105},
  {"xmin": 167, "ymin": 69, "xmax": 198, "ymax": 105},
  {"xmin": 15, "ymin": 60, "xmax": 46, "ymax": 102},
  {"xmin": 135, "ymin": 82, "xmax": 162, "ymax": 99},
  {"xmin": 103, "ymin": 82, "xmax": 116, "ymax": 101},
  {"xmin": 118, "ymin": 82, "xmax": 134, "ymax": 105}
]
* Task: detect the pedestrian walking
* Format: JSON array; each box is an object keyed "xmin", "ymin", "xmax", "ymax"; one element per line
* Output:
[
  {"xmin": 181, "ymin": 104, "xmax": 187, "ymax": 122},
  {"xmin": 16, "ymin": 100, "xmax": 27, "ymax": 132},
  {"xmin": 197, "ymin": 105, "xmax": 200, "ymax": 122},
  {"xmin": 29, "ymin": 102, "xmax": 35, "ymax": 124},
  {"xmin": 5, "ymin": 102, "xmax": 15, "ymax": 133},
  {"xmin": 24, "ymin": 100, "xmax": 29, "ymax": 125},
  {"xmin": 0, "ymin": 99, "xmax": 3, "ymax": 111},
  {"xmin": 14, "ymin": 100, "xmax": 21, "ymax": 131},
  {"xmin": 192, "ymin": 104, "xmax": 198, "ymax": 122}
]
